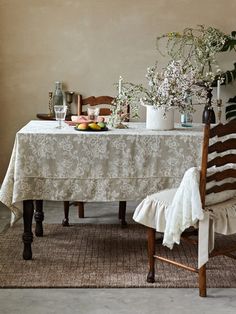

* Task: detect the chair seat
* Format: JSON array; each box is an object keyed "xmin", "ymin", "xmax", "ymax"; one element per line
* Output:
[
  {"xmin": 133, "ymin": 189, "xmax": 236, "ymax": 236},
  {"xmin": 133, "ymin": 188, "xmax": 176, "ymax": 232},
  {"xmin": 206, "ymin": 196, "xmax": 236, "ymax": 235}
]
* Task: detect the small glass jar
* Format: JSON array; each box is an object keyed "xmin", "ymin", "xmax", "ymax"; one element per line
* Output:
[
  {"xmin": 181, "ymin": 94, "xmax": 193, "ymax": 127},
  {"xmin": 181, "ymin": 112, "xmax": 193, "ymax": 127}
]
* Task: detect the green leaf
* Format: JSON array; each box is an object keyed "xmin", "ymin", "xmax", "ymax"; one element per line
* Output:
[
  {"xmin": 221, "ymin": 38, "xmax": 236, "ymax": 51},
  {"xmin": 226, "ymin": 71, "xmax": 233, "ymax": 83},
  {"xmin": 215, "ymin": 62, "xmax": 236, "ymax": 85},
  {"xmin": 225, "ymin": 101, "xmax": 236, "ymax": 120},
  {"xmin": 228, "ymin": 96, "xmax": 236, "ymax": 103},
  {"xmin": 231, "ymin": 31, "xmax": 236, "ymax": 37},
  {"xmin": 226, "ymin": 103, "xmax": 236, "ymax": 112},
  {"xmin": 226, "ymin": 110, "xmax": 236, "ymax": 120}
]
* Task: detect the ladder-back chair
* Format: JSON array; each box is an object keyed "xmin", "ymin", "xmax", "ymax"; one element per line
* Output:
[
  {"xmin": 134, "ymin": 121, "xmax": 236, "ymax": 297},
  {"xmin": 63, "ymin": 95, "xmax": 129, "ymax": 227}
]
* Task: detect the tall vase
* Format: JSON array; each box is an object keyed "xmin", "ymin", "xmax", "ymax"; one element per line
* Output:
[{"xmin": 146, "ymin": 106, "xmax": 174, "ymax": 130}]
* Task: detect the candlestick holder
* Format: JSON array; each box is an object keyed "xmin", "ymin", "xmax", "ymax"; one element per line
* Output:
[
  {"xmin": 48, "ymin": 92, "xmax": 54, "ymax": 116},
  {"xmin": 65, "ymin": 91, "xmax": 74, "ymax": 116},
  {"xmin": 217, "ymin": 99, "xmax": 223, "ymax": 123}
]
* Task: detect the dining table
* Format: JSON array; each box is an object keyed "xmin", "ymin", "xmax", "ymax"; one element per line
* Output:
[{"xmin": 0, "ymin": 120, "xmax": 204, "ymax": 260}]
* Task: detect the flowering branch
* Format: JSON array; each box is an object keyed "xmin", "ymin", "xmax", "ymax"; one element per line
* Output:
[
  {"xmin": 110, "ymin": 60, "xmax": 207, "ymax": 124},
  {"xmin": 156, "ymin": 25, "xmax": 236, "ymax": 87}
]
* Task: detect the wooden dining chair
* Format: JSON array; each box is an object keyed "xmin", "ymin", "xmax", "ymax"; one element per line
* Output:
[
  {"xmin": 134, "ymin": 121, "xmax": 236, "ymax": 297},
  {"xmin": 63, "ymin": 95, "xmax": 129, "ymax": 227},
  {"xmin": 77, "ymin": 95, "xmax": 114, "ymax": 116}
]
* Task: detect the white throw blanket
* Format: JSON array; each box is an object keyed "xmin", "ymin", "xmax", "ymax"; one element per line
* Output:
[{"xmin": 163, "ymin": 167, "xmax": 204, "ymax": 249}]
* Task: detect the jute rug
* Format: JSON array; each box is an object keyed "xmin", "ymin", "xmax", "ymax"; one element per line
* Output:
[{"xmin": 0, "ymin": 223, "xmax": 236, "ymax": 288}]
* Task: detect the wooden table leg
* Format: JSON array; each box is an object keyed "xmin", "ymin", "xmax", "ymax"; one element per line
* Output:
[
  {"xmin": 119, "ymin": 201, "xmax": 127, "ymax": 227},
  {"xmin": 78, "ymin": 202, "xmax": 84, "ymax": 218},
  {"xmin": 62, "ymin": 201, "xmax": 70, "ymax": 226},
  {"xmin": 34, "ymin": 200, "xmax": 44, "ymax": 236},
  {"xmin": 22, "ymin": 200, "xmax": 34, "ymax": 260}
]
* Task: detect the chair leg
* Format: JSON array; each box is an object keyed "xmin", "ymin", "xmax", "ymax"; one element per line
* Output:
[
  {"xmin": 147, "ymin": 227, "xmax": 156, "ymax": 283},
  {"xmin": 119, "ymin": 201, "xmax": 127, "ymax": 227},
  {"xmin": 62, "ymin": 201, "xmax": 70, "ymax": 226},
  {"xmin": 199, "ymin": 264, "xmax": 207, "ymax": 297},
  {"xmin": 34, "ymin": 200, "xmax": 44, "ymax": 236},
  {"xmin": 78, "ymin": 202, "xmax": 85, "ymax": 218}
]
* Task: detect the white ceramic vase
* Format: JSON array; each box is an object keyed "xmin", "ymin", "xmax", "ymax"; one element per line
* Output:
[{"xmin": 146, "ymin": 106, "xmax": 174, "ymax": 130}]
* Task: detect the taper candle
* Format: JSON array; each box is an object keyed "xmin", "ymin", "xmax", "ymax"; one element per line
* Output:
[
  {"xmin": 217, "ymin": 79, "xmax": 220, "ymax": 100},
  {"xmin": 118, "ymin": 76, "xmax": 123, "ymax": 95}
]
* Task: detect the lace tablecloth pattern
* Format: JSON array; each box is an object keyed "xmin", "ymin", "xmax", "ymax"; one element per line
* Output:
[{"xmin": 0, "ymin": 121, "xmax": 203, "ymax": 214}]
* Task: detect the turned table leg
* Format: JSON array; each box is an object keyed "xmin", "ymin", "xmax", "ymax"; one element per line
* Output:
[
  {"xmin": 22, "ymin": 200, "xmax": 34, "ymax": 260},
  {"xmin": 119, "ymin": 201, "xmax": 127, "ymax": 227},
  {"xmin": 62, "ymin": 201, "xmax": 70, "ymax": 226},
  {"xmin": 34, "ymin": 200, "xmax": 44, "ymax": 236}
]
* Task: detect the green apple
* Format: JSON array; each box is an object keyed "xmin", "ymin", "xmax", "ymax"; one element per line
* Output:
[{"xmin": 97, "ymin": 122, "xmax": 106, "ymax": 128}]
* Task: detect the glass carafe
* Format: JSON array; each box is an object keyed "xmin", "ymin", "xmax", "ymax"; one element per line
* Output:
[{"xmin": 52, "ymin": 81, "xmax": 66, "ymax": 114}]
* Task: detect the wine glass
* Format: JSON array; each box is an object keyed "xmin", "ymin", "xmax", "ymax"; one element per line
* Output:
[
  {"xmin": 54, "ymin": 106, "xmax": 67, "ymax": 128},
  {"xmin": 87, "ymin": 106, "xmax": 100, "ymax": 121}
]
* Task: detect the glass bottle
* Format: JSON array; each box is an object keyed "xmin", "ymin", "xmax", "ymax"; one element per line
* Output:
[{"xmin": 52, "ymin": 81, "xmax": 65, "ymax": 110}]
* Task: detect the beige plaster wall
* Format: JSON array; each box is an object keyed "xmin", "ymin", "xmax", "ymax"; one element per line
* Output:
[{"xmin": 0, "ymin": 0, "xmax": 236, "ymax": 182}]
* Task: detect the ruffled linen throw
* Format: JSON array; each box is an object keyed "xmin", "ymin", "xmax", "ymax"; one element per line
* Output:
[{"xmin": 163, "ymin": 167, "xmax": 204, "ymax": 249}]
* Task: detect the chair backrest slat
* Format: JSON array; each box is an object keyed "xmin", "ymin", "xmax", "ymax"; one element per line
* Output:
[
  {"xmin": 82, "ymin": 96, "xmax": 114, "ymax": 107},
  {"xmin": 206, "ymin": 182, "xmax": 236, "ymax": 194},
  {"xmin": 208, "ymin": 138, "xmax": 236, "ymax": 154},
  {"xmin": 207, "ymin": 169, "xmax": 236, "ymax": 182},
  {"xmin": 225, "ymin": 98, "xmax": 236, "ymax": 121},
  {"xmin": 78, "ymin": 95, "xmax": 130, "ymax": 120},
  {"xmin": 209, "ymin": 121, "xmax": 236, "ymax": 138},
  {"xmin": 200, "ymin": 121, "xmax": 236, "ymax": 209},
  {"xmin": 207, "ymin": 154, "xmax": 236, "ymax": 168},
  {"xmin": 79, "ymin": 96, "xmax": 115, "ymax": 116}
]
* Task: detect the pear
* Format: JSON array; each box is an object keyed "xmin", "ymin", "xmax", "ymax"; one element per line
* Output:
[
  {"xmin": 78, "ymin": 123, "xmax": 89, "ymax": 130},
  {"xmin": 88, "ymin": 123, "xmax": 101, "ymax": 130}
]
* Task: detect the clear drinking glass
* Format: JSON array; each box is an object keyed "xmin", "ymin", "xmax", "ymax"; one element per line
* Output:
[
  {"xmin": 54, "ymin": 106, "xmax": 67, "ymax": 128},
  {"xmin": 87, "ymin": 106, "xmax": 100, "ymax": 121}
]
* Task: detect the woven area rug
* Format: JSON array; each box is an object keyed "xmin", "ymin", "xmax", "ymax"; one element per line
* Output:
[{"xmin": 0, "ymin": 223, "xmax": 236, "ymax": 288}]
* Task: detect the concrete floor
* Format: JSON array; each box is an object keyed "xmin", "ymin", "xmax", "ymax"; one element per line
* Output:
[{"xmin": 1, "ymin": 201, "xmax": 236, "ymax": 314}]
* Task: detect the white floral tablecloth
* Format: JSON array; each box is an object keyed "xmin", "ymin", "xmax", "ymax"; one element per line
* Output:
[{"xmin": 0, "ymin": 120, "xmax": 203, "ymax": 218}]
